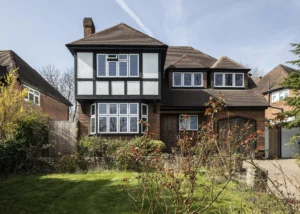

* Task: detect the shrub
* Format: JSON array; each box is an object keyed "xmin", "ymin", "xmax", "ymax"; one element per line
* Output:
[
  {"xmin": 0, "ymin": 111, "xmax": 49, "ymax": 173},
  {"xmin": 115, "ymin": 136, "xmax": 165, "ymax": 170}
]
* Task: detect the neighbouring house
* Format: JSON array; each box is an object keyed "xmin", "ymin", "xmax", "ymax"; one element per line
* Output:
[
  {"xmin": 66, "ymin": 18, "xmax": 268, "ymax": 155},
  {"xmin": 0, "ymin": 50, "xmax": 72, "ymax": 120},
  {"xmin": 257, "ymin": 64, "xmax": 300, "ymax": 158}
]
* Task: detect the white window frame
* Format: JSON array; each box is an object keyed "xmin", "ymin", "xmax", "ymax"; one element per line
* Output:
[
  {"xmin": 24, "ymin": 85, "xmax": 40, "ymax": 106},
  {"xmin": 173, "ymin": 72, "xmax": 203, "ymax": 87},
  {"xmin": 96, "ymin": 54, "xmax": 139, "ymax": 78},
  {"xmin": 141, "ymin": 104, "xmax": 148, "ymax": 134},
  {"xmin": 179, "ymin": 115, "xmax": 199, "ymax": 131},
  {"xmin": 97, "ymin": 103, "xmax": 140, "ymax": 134},
  {"xmin": 214, "ymin": 73, "xmax": 244, "ymax": 87},
  {"xmin": 90, "ymin": 104, "xmax": 96, "ymax": 134},
  {"xmin": 271, "ymin": 89, "xmax": 289, "ymax": 103}
]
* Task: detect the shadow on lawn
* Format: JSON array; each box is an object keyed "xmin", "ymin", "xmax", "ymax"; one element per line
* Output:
[{"xmin": 0, "ymin": 173, "xmax": 135, "ymax": 214}]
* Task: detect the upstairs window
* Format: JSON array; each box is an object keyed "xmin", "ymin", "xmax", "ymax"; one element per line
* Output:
[
  {"xmin": 97, "ymin": 54, "xmax": 139, "ymax": 77},
  {"xmin": 272, "ymin": 89, "xmax": 289, "ymax": 103},
  {"xmin": 179, "ymin": 115, "xmax": 198, "ymax": 131},
  {"xmin": 173, "ymin": 72, "xmax": 203, "ymax": 87},
  {"xmin": 214, "ymin": 73, "xmax": 244, "ymax": 87},
  {"xmin": 24, "ymin": 85, "xmax": 40, "ymax": 106}
]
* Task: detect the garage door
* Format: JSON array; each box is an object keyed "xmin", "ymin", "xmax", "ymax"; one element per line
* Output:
[{"xmin": 281, "ymin": 128, "xmax": 300, "ymax": 158}]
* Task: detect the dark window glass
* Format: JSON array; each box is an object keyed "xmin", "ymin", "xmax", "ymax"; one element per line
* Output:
[
  {"xmin": 119, "ymin": 117, "xmax": 128, "ymax": 132},
  {"xmin": 109, "ymin": 104, "xmax": 118, "ymax": 114},
  {"xmin": 215, "ymin": 74, "xmax": 223, "ymax": 86},
  {"xmin": 130, "ymin": 117, "xmax": 138, "ymax": 132},
  {"xmin": 194, "ymin": 73, "xmax": 202, "ymax": 86},
  {"xmin": 119, "ymin": 54, "xmax": 128, "ymax": 60},
  {"xmin": 225, "ymin": 74, "xmax": 233, "ymax": 86},
  {"xmin": 119, "ymin": 104, "xmax": 127, "ymax": 114},
  {"xmin": 90, "ymin": 118, "xmax": 96, "ymax": 133},
  {"xmin": 99, "ymin": 117, "xmax": 107, "ymax": 132},
  {"xmin": 109, "ymin": 117, "xmax": 117, "ymax": 132},
  {"xmin": 97, "ymin": 55, "xmax": 106, "ymax": 76},
  {"xmin": 142, "ymin": 105, "xmax": 147, "ymax": 116},
  {"xmin": 108, "ymin": 62, "xmax": 117, "ymax": 76},
  {"xmin": 119, "ymin": 61, "xmax": 128, "ymax": 77},
  {"xmin": 130, "ymin": 55, "xmax": 138, "ymax": 76},
  {"xmin": 173, "ymin": 73, "xmax": 182, "ymax": 86},
  {"xmin": 184, "ymin": 73, "xmax": 192, "ymax": 86},
  {"xmin": 99, "ymin": 104, "xmax": 106, "ymax": 114},
  {"xmin": 130, "ymin": 103, "xmax": 138, "ymax": 115},
  {"xmin": 91, "ymin": 104, "xmax": 96, "ymax": 115},
  {"xmin": 235, "ymin": 74, "xmax": 243, "ymax": 86}
]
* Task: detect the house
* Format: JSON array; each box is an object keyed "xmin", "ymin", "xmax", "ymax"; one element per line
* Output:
[
  {"xmin": 0, "ymin": 50, "xmax": 72, "ymax": 120},
  {"xmin": 257, "ymin": 64, "xmax": 300, "ymax": 158},
  {"xmin": 66, "ymin": 18, "xmax": 268, "ymax": 154}
]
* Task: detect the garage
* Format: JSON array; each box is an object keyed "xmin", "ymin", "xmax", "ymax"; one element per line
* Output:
[{"xmin": 281, "ymin": 128, "xmax": 300, "ymax": 158}]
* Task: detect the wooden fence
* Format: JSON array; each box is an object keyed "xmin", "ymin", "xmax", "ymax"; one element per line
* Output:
[{"xmin": 46, "ymin": 121, "xmax": 78, "ymax": 157}]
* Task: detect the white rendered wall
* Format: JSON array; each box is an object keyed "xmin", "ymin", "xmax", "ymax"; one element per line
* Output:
[
  {"xmin": 143, "ymin": 53, "xmax": 158, "ymax": 79},
  {"xmin": 111, "ymin": 81, "xmax": 125, "ymax": 95},
  {"xmin": 77, "ymin": 52, "xmax": 93, "ymax": 78},
  {"xmin": 96, "ymin": 81, "xmax": 109, "ymax": 95},
  {"xmin": 143, "ymin": 81, "xmax": 158, "ymax": 95},
  {"xmin": 77, "ymin": 81, "xmax": 93, "ymax": 95},
  {"xmin": 127, "ymin": 81, "xmax": 140, "ymax": 95}
]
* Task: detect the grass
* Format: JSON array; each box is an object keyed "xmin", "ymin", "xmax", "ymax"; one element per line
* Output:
[{"xmin": 0, "ymin": 171, "xmax": 280, "ymax": 214}]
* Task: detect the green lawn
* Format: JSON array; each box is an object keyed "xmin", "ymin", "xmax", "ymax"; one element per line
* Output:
[{"xmin": 0, "ymin": 171, "xmax": 278, "ymax": 214}]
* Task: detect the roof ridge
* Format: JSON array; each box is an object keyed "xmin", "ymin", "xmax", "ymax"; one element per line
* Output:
[
  {"xmin": 191, "ymin": 47, "xmax": 217, "ymax": 61},
  {"xmin": 211, "ymin": 56, "xmax": 248, "ymax": 69},
  {"xmin": 69, "ymin": 22, "xmax": 123, "ymax": 44},
  {"xmin": 120, "ymin": 23, "xmax": 166, "ymax": 46},
  {"xmin": 69, "ymin": 22, "xmax": 166, "ymax": 46}
]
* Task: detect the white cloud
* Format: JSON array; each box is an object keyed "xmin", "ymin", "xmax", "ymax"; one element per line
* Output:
[
  {"xmin": 115, "ymin": 0, "xmax": 154, "ymax": 37},
  {"xmin": 162, "ymin": 0, "xmax": 188, "ymax": 45}
]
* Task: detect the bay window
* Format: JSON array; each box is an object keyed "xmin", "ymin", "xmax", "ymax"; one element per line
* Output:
[
  {"xmin": 93, "ymin": 103, "xmax": 147, "ymax": 134},
  {"xmin": 179, "ymin": 115, "xmax": 198, "ymax": 131},
  {"xmin": 214, "ymin": 73, "xmax": 244, "ymax": 87},
  {"xmin": 97, "ymin": 54, "xmax": 139, "ymax": 77},
  {"xmin": 173, "ymin": 72, "xmax": 203, "ymax": 87}
]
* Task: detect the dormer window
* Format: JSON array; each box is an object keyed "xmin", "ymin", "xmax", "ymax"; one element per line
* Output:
[
  {"xmin": 173, "ymin": 72, "xmax": 203, "ymax": 87},
  {"xmin": 214, "ymin": 73, "xmax": 244, "ymax": 87},
  {"xmin": 97, "ymin": 54, "xmax": 139, "ymax": 77}
]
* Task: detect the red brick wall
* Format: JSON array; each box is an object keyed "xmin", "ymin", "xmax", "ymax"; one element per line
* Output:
[
  {"xmin": 148, "ymin": 102, "xmax": 160, "ymax": 139},
  {"xmin": 78, "ymin": 101, "xmax": 90, "ymax": 137},
  {"xmin": 264, "ymin": 93, "xmax": 294, "ymax": 120},
  {"xmin": 20, "ymin": 83, "xmax": 69, "ymax": 121},
  {"xmin": 215, "ymin": 109, "xmax": 266, "ymax": 150}
]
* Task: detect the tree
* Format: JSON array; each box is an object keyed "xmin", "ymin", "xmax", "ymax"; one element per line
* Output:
[
  {"xmin": 238, "ymin": 61, "xmax": 265, "ymax": 77},
  {"xmin": 40, "ymin": 65, "xmax": 76, "ymax": 120},
  {"xmin": 274, "ymin": 43, "xmax": 300, "ymax": 129},
  {"xmin": 0, "ymin": 69, "xmax": 27, "ymax": 140}
]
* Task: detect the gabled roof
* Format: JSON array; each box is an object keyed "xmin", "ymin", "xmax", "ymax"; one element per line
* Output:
[
  {"xmin": 211, "ymin": 56, "xmax": 248, "ymax": 69},
  {"xmin": 167, "ymin": 55, "xmax": 207, "ymax": 69},
  {"xmin": 165, "ymin": 46, "xmax": 217, "ymax": 69},
  {"xmin": 252, "ymin": 76, "xmax": 262, "ymax": 84},
  {"xmin": 68, "ymin": 23, "xmax": 166, "ymax": 46},
  {"xmin": 0, "ymin": 50, "xmax": 72, "ymax": 106},
  {"xmin": 257, "ymin": 64, "xmax": 299, "ymax": 93}
]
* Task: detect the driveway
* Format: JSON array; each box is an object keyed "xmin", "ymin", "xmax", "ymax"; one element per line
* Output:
[{"xmin": 243, "ymin": 159, "xmax": 300, "ymax": 199}]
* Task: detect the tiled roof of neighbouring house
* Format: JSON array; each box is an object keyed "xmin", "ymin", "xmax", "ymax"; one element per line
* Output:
[
  {"xmin": 0, "ymin": 50, "xmax": 72, "ymax": 106},
  {"xmin": 165, "ymin": 46, "xmax": 217, "ymax": 69},
  {"xmin": 211, "ymin": 56, "xmax": 248, "ymax": 69},
  {"xmin": 257, "ymin": 64, "xmax": 299, "ymax": 93},
  {"xmin": 68, "ymin": 23, "xmax": 167, "ymax": 46}
]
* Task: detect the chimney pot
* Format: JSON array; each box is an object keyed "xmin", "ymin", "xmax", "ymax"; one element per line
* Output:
[{"xmin": 83, "ymin": 17, "xmax": 95, "ymax": 37}]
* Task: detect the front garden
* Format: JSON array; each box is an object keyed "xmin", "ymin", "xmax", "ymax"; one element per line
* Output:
[{"xmin": 1, "ymin": 71, "xmax": 299, "ymax": 213}]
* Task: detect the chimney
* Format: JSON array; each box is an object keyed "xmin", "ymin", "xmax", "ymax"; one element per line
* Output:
[{"xmin": 83, "ymin": 17, "xmax": 95, "ymax": 37}]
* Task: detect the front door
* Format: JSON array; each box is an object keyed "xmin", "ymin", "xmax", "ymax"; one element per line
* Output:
[{"xmin": 161, "ymin": 115, "xmax": 179, "ymax": 152}]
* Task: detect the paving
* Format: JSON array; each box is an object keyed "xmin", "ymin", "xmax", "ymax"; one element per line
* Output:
[{"xmin": 243, "ymin": 159, "xmax": 300, "ymax": 199}]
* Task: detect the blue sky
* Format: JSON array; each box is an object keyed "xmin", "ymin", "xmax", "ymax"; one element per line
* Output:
[{"xmin": 0, "ymin": 0, "xmax": 299, "ymax": 73}]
